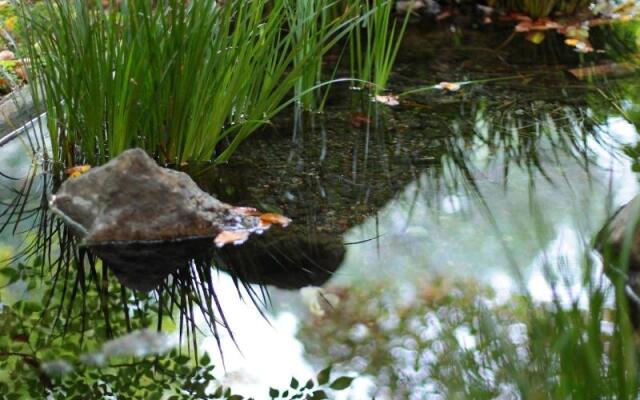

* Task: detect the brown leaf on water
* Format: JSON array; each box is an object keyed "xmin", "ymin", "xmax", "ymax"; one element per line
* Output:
[
  {"xmin": 214, "ymin": 230, "xmax": 250, "ymax": 248},
  {"xmin": 567, "ymin": 63, "xmax": 636, "ymax": 80},
  {"xmin": 64, "ymin": 165, "xmax": 91, "ymax": 178},
  {"xmin": 350, "ymin": 112, "xmax": 370, "ymax": 128},
  {"xmin": 435, "ymin": 10, "xmax": 452, "ymax": 21}
]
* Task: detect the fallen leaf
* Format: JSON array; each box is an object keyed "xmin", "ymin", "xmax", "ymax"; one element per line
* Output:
[
  {"xmin": 4, "ymin": 16, "xmax": 17, "ymax": 32},
  {"xmin": 14, "ymin": 64, "xmax": 26, "ymax": 81},
  {"xmin": 515, "ymin": 18, "xmax": 560, "ymax": 32},
  {"xmin": 214, "ymin": 230, "xmax": 250, "ymax": 247},
  {"xmin": 259, "ymin": 213, "xmax": 292, "ymax": 228},
  {"xmin": 374, "ymin": 94, "xmax": 400, "ymax": 106},
  {"xmin": 0, "ymin": 50, "xmax": 14, "ymax": 61},
  {"xmin": 65, "ymin": 165, "xmax": 91, "ymax": 178},
  {"xmin": 567, "ymin": 38, "xmax": 594, "ymax": 53},
  {"xmin": 350, "ymin": 112, "xmax": 370, "ymax": 128},
  {"xmin": 436, "ymin": 10, "xmax": 452, "ymax": 21},
  {"xmin": 567, "ymin": 63, "xmax": 636, "ymax": 80},
  {"xmin": 233, "ymin": 206, "xmax": 259, "ymax": 216},
  {"xmin": 435, "ymin": 81, "xmax": 461, "ymax": 92},
  {"xmin": 526, "ymin": 31, "xmax": 547, "ymax": 44}
]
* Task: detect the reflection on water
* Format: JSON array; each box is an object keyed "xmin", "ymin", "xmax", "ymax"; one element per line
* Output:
[{"xmin": 1, "ymin": 21, "xmax": 640, "ymax": 398}]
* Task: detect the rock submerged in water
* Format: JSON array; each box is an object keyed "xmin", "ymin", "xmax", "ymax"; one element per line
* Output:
[{"xmin": 49, "ymin": 148, "xmax": 290, "ymax": 291}]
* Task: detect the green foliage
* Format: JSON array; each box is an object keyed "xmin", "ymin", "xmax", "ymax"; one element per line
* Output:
[{"xmin": 0, "ymin": 254, "xmax": 354, "ymax": 399}]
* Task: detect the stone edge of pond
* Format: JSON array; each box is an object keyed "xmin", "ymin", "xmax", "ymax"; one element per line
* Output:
[{"xmin": 0, "ymin": 85, "xmax": 34, "ymax": 142}]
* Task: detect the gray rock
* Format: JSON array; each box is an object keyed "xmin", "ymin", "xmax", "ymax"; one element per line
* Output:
[
  {"xmin": 49, "ymin": 148, "xmax": 274, "ymax": 291},
  {"xmin": 596, "ymin": 195, "xmax": 640, "ymax": 327},
  {"xmin": 51, "ymin": 148, "xmax": 263, "ymax": 242}
]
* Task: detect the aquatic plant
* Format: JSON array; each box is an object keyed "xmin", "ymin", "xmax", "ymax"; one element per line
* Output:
[
  {"xmin": 348, "ymin": 0, "xmax": 410, "ymax": 95},
  {"xmin": 18, "ymin": 0, "xmax": 350, "ymax": 166},
  {"xmin": 284, "ymin": 0, "xmax": 341, "ymax": 111}
]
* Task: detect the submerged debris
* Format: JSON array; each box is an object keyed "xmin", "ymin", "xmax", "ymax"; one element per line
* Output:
[{"xmin": 49, "ymin": 148, "xmax": 291, "ymax": 291}]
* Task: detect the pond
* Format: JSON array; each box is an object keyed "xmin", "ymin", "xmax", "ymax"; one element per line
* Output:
[{"xmin": 1, "ymin": 15, "xmax": 640, "ymax": 400}]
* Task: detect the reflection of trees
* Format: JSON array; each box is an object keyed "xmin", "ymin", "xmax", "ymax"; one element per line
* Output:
[{"xmin": 298, "ymin": 277, "xmax": 635, "ymax": 398}]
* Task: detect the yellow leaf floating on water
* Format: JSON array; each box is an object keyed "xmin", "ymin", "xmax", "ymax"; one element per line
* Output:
[
  {"xmin": 435, "ymin": 81, "xmax": 461, "ymax": 92},
  {"xmin": 526, "ymin": 31, "xmax": 546, "ymax": 45},
  {"xmin": 65, "ymin": 165, "xmax": 91, "ymax": 178}
]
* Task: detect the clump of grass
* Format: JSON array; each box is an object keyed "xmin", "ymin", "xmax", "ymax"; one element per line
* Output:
[
  {"xmin": 348, "ymin": 0, "xmax": 410, "ymax": 96},
  {"xmin": 18, "ymin": 0, "xmax": 348, "ymax": 166}
]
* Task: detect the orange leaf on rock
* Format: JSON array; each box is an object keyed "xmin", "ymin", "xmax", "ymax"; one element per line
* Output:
[
  {"xmin": 214, "ymin": 230, "xmax": 250, "ymax": 248},
  {"xmin": 64, "ymin": 165, "xmax": 91, "ymax": 178},
  {"xmin": 259, "ymin": 213, "xmax": 292, "ymax": 228}
]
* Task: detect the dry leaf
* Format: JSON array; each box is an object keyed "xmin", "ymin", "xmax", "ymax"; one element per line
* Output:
[
  {"xmin": 567, "ymin": 38, "xmax": 594, "ymax": 53},
  {"xmin": 214, "ymin": 230, "xmax": 250, "ymax": 247},
  {"xmin": 14, "ymin": 64, "xmax": 27, "ymax": 82},
  {"xmin": 0, "ymin": 50, "xmax": 15, "ymax": 61},
  {"xmin": 435, "ymin": 81, "xmax": 461, "ymax": 92},
  {"xmin": 350, "ymin": 112, "xmax": 370, "ymax": 128},
  {"xmin": 526, "ymin": 31, "xmax": 547, "ymax": 44},
  {"xmin": 567, "ymin": 63, "xmax": 635, "ymax": 80},
  {"xmin": 436, "ymin": 10, "xmax": 452, "ymax": 21},
  {"xmin": 374, "ymin": 94, "xmax": 400, "ymax": 106},
  {"xmin": 259, "ymin": 213, "xmax": 292, "ymax": 228},
  {"xmin": 65, "ymin": 165, "xmax": 91, "ymax": 178}
]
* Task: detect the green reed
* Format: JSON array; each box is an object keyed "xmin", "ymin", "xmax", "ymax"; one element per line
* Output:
[{"xmin": 348, "ymin": 0, "xmax": 410, "ymax": 95}]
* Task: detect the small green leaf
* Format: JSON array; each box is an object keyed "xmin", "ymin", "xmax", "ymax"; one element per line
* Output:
[
  {"xmin": 200, "ymin": 352, "xmax": 211, "ymax": 366},
  {"xmin": 329, "ymin": 376, "xmax": 354, "ymax": 390},
  {"xmin": 309, "ymin": 390, "xmax": 328, "ymax": 400},
  {"xmin": 290, "ymin": 377, "xmax": 299, "ymax": 389},
  {"xmin": 269, "ymin": 387, "xmax": 279, "ymax": 398},
  {"xmin": 316, "ymin": 366, "xmax": 332, "ymax": 385}
]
